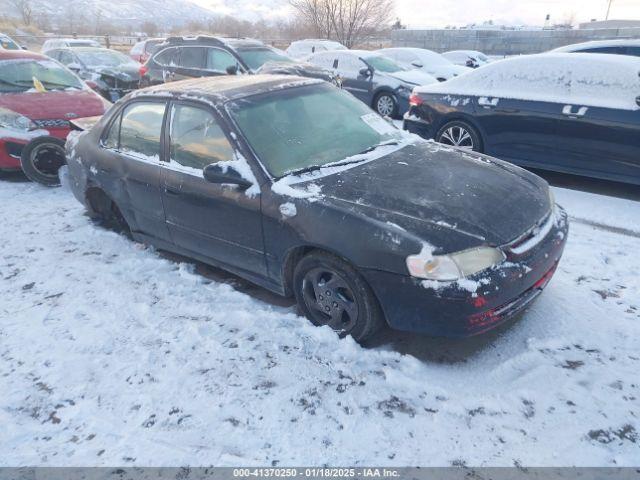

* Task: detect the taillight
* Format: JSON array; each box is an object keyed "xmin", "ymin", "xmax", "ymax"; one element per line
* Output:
[
  {"xmin": 139, "ymin": 65, "xmax": 148, "ymax": 77},
  {"xmin": 409, "ymin": 93, "xmax": 423, "ymax": 107}
]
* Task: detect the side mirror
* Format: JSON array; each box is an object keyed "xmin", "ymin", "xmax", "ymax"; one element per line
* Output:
[
  {"xmin": 203, "ymin": 163, "xmax": 252, "ymax": 189},
  {"xmin": 411, "ymin": 61, "xmax": 423, "ymax": 68},
  {"xmin": 359, "ymin": 67, "xmax": 372, "ymax": 78},
  {"xmin": 226, "ymin": 64, "xmax": 238, "ymax": 75},
  {"xmin": 22, "ymin": 45, "xmax": 28, "ymax": 50},
  {"xmin": 68, "ymin": 63, "xmax": 82, "ymax": 71},
  {"xmin": 636, "ymin": 96, "xmax": 640, "ymax": 108}
]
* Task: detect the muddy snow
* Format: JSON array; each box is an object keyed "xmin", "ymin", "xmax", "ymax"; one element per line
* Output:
[{"xmin": 0, "ymin": 178, "xmax": 638, "ymax": 466}]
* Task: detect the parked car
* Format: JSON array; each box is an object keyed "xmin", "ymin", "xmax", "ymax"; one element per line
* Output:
[
  {"xmin": 129, "ymin": 38, "xmax": 165, "ymax": 64},
  {"xmin": 0, "ymin": 33, "xmax": 22, "ymax": 50},
  {"xmin": 442, "ymin": 50, "xmax": 491, "ymax": 68},
  {"xmin": 65, "ymin": 74, "xmax": 568, "ymax": 342},
  {"xmin": 140, "ymin": 36, "xmax": 338, "ymax": 87},
  {"xmin": 286, "ymin": 39, "xmax": 347, "ymax": 59},
  {"xmin": 551, "ymin": 39, "xmax": 640, "ymax": 57},
  {"xmin": 0, "ymin": 49, "xmax": 108, "ymax": 185},
  {"xmin": 377, "ymin": 48, "xmax": 471, "ymax": 81},
  {"xmin": 307, "ymin": 50, "xmax": 437, "ymax": 117},
  {"xmin": 42, "ymin": 38, "xmax": 101, "ymax": 53},
  {"xmin": 46, "ymin": 47, "xmax": 141, "ymax": 101},
  {"xmin": 404, "ymin": 53, "xmax": 640, "ymax": 185}
]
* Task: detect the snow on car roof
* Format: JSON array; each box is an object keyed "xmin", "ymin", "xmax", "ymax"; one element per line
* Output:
[
  {"xmin": 552, "ymin": 38, "xmax": 640, "ymax": 52},
  {"xmin": 414, "ymin": 52, "xmax": 640, "ymax": 111},
  {"xmin": 133, "ymin": 74, "xmax": 322, "ymax": 103}
]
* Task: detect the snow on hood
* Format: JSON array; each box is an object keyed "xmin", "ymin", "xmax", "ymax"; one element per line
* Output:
[
  {"xmin": 389, "ymin": 69, "xmax": 437, "ymax": 86},
  {"xmin": 414, "ymin": 53, "xmax": 640, "ymax": 111}
]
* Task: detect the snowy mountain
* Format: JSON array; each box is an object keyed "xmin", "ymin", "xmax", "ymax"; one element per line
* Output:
[{"xmin": 0, "ymin": 0, "xmax": 292, "ymax": 29}]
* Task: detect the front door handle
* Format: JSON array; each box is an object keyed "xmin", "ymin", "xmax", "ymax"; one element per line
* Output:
[
  {"xmin": 164, "ymin": 187, "xmax": 181, "ymax": 196},
  {"xmin": 562, "ymin": 105, "xmax": 588, "ymax": 117}
]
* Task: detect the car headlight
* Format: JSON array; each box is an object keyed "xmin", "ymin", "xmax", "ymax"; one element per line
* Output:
[
  {"xmin": 0, "ymin": 107, "xmax": 37, "ymax": 132},
  {"xmin": 406, "ymin": 246, "xmax": 506, "ymax": 281}
]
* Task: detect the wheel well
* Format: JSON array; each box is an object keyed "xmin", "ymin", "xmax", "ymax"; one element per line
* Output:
[
  {"xmin": 85, "ymin": 186, "xmax": 114, "ymax": 217},
  {"xmin": 370, "ymin": 88, "xmax": 395, "ymax": 109}
]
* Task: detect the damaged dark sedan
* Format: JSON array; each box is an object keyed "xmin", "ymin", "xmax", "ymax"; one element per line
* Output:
[
  {"xmin": 47, "ymin": 47, "xmax": 141, "ymax": 101},
  {"xmin": 65, "ymin": 75, "xmax": 568, "ymax": 342}
]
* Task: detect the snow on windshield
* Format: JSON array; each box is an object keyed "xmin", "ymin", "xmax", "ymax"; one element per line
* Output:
[{"xmin": 415, "ymin": 53, "xmax": 640, "ymax": 111}]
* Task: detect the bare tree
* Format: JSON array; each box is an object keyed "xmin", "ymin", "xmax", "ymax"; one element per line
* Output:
[
  {"xmin": 290, "ymin": 0, "xmax": 393, "ymax": 47},
  {"xmin": 11, "ymin": 0, "xmax": 33, "ymax": 26}
]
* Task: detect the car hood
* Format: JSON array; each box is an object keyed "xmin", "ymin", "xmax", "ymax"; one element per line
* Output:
[
  {"xmin": 297, "ymin": 141, "xmax": 551, "ymax": 251},
  {"xmin": 88, "ymin": 63, "xmax": 141, "ymax": 80},
  {"xmin": 388, "ymin": 69, "xmax": 437, "ymax": 86},
  {"xmin": 0, "ymin": 89, "xmax": 106, "ymax": 121}
]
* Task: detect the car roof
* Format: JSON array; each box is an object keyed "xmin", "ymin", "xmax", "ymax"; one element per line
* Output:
[
  {"xmin": 553, "ymin": 39, "xmax": 640, "ymax": 52},
  {"xmin": 132, "ymin": 74, "xmax": 323, "ymax": 104},
  {"xmin": 56, "ymin": 47, "xmax": 118, "ymax": 53},
  {"xmin": 0, "ymin": 49, "xmax": 47, "ymax": 61},
  {"xmin": 161, "ymin": 35, "xmax": 265, "ymax": 49}
]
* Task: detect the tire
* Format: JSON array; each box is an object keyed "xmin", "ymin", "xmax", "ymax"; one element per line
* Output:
[
  {"xmin": 293, "ymin": 251, "xmax": 385, "ymax": 343},
  {"xmin": 435, "ymin": 120, "xmax": 483, "ymax": 152},
  {"xmin": 20, "ymin": 136, "xmax": 67, "ymax": 186},
  {"xmin": 373, "ymin": 92, "xmax": 397, "ymax": 118}
]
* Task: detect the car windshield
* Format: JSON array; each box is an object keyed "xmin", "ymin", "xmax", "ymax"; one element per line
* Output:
[
  {"xmin": 229, "ymin": 83, "xmax": 404, "ymax": 178},
  {"xmin": 236, "ymin": 47, "xmax": 294, "ymax": 71},
  {"xmin": 363, "ymin": 55, "xmax": 406, "ymax": 73},
  {"xmin": 1, "ymin": 36, "xmax": 20, "ymax": 50},
  {"xmin": 77, "ymin": 50, "xmax": 134, "ymax": 67},
  {"xmin": 0, "ymin": 59, "xmax": 83, "ymax": 93}
]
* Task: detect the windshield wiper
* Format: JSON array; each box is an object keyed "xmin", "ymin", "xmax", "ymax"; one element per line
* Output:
[{"xmin": 285, "ymin": 140, "xmax": 400, "ymax": 177}]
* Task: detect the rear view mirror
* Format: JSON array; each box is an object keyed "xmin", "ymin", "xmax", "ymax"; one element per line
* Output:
[
  {"xmin": 411, "ymin": 61, "xmax": 423, "ymax": 68},
  {"xmin": 203, "ymin": 163, "xmax": 252, "ymax": 189},
  {"xmin": 226, "ymin": 65, "xmax": 238, "ymax": 75}
]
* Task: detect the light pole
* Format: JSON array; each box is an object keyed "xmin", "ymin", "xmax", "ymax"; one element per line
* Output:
[{"xmin": 605, "ymin": 0, "xmax": 614, "ymax": 20}]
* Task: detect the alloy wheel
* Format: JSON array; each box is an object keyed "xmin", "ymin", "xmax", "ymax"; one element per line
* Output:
[
  {"xmin": 438, "ymin": 125, "xmax": 474, "ymax": 150},
  {"xmin": 301, "ymin": 267, "xmax": 359, "ymax": 333},
  {"xmin": 376, "ymin": 95, "xmax": 395, "ymax": 117}
]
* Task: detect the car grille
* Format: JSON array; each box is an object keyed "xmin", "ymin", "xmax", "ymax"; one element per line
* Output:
[
  {"xmin": 506, "ymin": 210, "xmax": 554, "ymax": 256},
  {"xmin": 32, "ymin": 119, "xmax": 70, "ymax": 129}
]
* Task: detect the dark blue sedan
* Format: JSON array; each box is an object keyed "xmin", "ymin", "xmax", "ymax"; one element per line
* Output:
[{"xmin": 404, "ymin": 53, "xmax": 640, "ymax": 185}]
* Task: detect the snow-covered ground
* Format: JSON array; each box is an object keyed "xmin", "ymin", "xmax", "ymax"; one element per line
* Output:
[{"xmin": 0, "ymin": 177, "xmax": 638, "ymax": 466}]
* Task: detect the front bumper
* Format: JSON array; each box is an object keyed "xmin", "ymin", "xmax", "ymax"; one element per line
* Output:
[{"xmin": 362, "ymin": 207, "xmax": 569, "ymax": 337}]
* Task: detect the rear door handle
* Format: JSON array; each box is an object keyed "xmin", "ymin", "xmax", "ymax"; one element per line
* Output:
[
  {"xmin": 562, "ymin": 105, "xmax": 588, "ymax": 118},
  {"xmin": 164, "ymin": 187, "xmax": 181, "ymax": 196}
]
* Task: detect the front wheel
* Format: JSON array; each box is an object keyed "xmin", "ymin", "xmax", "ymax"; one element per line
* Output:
[
  {"xmin": 435, "ymin": 120, "xmax": 482, "ymax": 152},
  {"xmin": 374, "ymin": 92, "xmax": 397, "ymax": 118},
  {"xmin": 20, "ymin": 136, "xmax": 67, "ymax": 186},
  {"xmin": 293, "ymin": 251, "xmax": 385, "ymax": 343}
]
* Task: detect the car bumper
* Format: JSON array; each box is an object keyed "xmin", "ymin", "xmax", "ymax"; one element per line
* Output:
[
  {"xmin": 362, "ymin": 206, "xmax": 569, "ymax": 337},
  {"xmin": 403, "ymin": 113, "xmax": 434, "ymax": 139}
]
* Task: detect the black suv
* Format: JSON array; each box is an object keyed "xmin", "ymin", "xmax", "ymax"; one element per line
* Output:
[{"xmin": 140, "ymin": 36, "xmax": 337, "ymax": 86}]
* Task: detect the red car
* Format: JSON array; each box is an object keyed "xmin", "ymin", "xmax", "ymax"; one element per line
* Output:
[{"xmin": 0, "ymin": 49, "xmax": 108, "ymax": 185}]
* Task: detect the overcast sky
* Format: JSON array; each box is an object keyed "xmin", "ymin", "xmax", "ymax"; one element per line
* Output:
[
  {"xmin": 395, "ymin": 0, "xmax": 640, "ymax": 27},
  {"xmin": 193, "ymin": 0, "xmax": 640, "ymax": 27}
]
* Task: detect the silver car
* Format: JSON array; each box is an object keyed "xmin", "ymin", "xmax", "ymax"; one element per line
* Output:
[{"xmin": 307, "ymin": 50, "xmax": 437, "ymax": 117}]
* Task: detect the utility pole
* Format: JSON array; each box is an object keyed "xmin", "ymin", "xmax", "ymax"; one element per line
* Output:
[{"xmin": 605, "ymin": 0, "xmax": 614, "ymax": 20}]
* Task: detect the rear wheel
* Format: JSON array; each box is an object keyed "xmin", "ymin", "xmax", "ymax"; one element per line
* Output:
[
  {"xmin": 293, "ymin": 251, "xmax": 385, "ymax": 343},
  {"xmin": 436, "ymin": 120, "xmax": 482, "ymax": 152},
  {"xmin": 20, "ymin": 137, "xmax": 67, "ymax": 186}
]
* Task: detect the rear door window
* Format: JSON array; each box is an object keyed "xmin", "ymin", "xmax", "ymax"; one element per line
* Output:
[
  {"xmin": 178, "ymin": 47, "xmax": 205, "ymax": 69},
  {"xmin": 154, "ymin": 47, "xmax": 177, "ymax": 66},
  {"xmin": 119, "ymin": 102, "xmax": 167, "ymax": 161}
]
